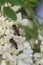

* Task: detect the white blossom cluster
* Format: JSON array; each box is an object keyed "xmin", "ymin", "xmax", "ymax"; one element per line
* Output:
[
  {"xmin": 0, "ymin": 6, "xmax": 43, "ymax": 65},
  {"xmin": 0, "ymin": 13, "xmax": 33, "ymax": 65}
]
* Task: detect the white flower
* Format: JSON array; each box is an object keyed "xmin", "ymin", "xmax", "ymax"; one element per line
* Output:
[
  {"xmin": 18, "ymin": 45, "xmax": 24, "ymax": 51},
  {"xmin": 0, "ymin": 11, "xmax": 43, "ymax": 65},
  {"xmin": 2, "ymin": 44, "xmax": 11, "ymax": 52},
  {"xmin": 17, "ymin": 13, "xmax": 22, "ymax": 23},
  {"xmin": 18, "ymin": 60, "xmax": 27, "ymax": 65},
  {"xmin": 34, "ymin": 53, "xmax": 42, "ymax": 58},
  {"xmin": 24, "ymin": 57, "xmax": 33, "ymax": 64},
  {"xmin": 11, "ymin": 6, "xmax": 21, "ymax": 12},
  {"xmin": 38, "ymin": 30, "xmax": 43, "ymax": 40},
  {"xmin": 0, "ymin": 38, "xmax": 3, "ymax": 45},
  {"xmin": 40, "ymin": 41, "xmax": 43, "ymax": 52},
  {"xmin": 13, "ymin": 36, "xmax": 26, "ymax": 44},
  {"xmin": 0, "ymin": 46, "xmax": 3, "ymax": 54},
  {"xmin": 2, "ymin": 52, "xmax": 14, "ymax": 61},
  {"xmin": 2, "ymin": 35, "xmax": 13, "ymax": 44},
  {"xmin": 36, "ymin": 58, "xmax": 43, "ymax": 65},
  {"xmin": 18, "ymin": 53, "xmax": 28, "ymax": 60},
  {"xmin": 1, "ymin": 60, "xmax": 6, "ymax": 65},
  {"xmin": 19, "ymin": 19, "xmax": 29, "ymax": 26},
  {"xmin": 2, "ymin": 21, "xmax": 13, "ymax": 28},
  {"xmin": 23, "ymin": 41, "xmax": 31, "ymax": 49},
  {"xmin": 5, "ymin": 28, "xmax": 14, "ymax": 35},
  {"xmin": 41, "ymin": 41, "xmax": 43, "ymax": 44},
  {"xmin": 23, "ymin": 49, "xmax": 33, "ymax": 55},
  {"xmin": 0, "ymin": 28, "xmax": 4, "ymax": 37},
  {"xmin": 39, "ymin": 58, "xmax": 43, "ymax": 64}
]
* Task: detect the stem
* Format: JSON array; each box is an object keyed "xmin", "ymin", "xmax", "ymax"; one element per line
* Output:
[
  {"xmin": 0, "ymin": 6, "xmax": 1, "ymax": 12},
  {"xmin": 23, "ymin": 6, "xmax": 43, "ymax": 36},
  {"xmin": 23, "ymin": 7, "xmax": 31, "ymax": 19},
  {"xmin": 24, "ymin": 6, "xmax": 40, "ymax": 27}
]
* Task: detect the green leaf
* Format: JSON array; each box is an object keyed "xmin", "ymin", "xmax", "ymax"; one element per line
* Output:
[
  {"xmin": 32, "ymin": 40, "xmax": 41, "ymax": 53},
  {"xmin": 29, "ymin": 0, "xmax": 39, "ymax": 3},
  {"xmin": 29, "ymin": 0, "xmax": 39, "ymax": 7},
  {"xmin": 0, "ymin": 0, "xmax": 6, "ymax": 5},
  {"xmin": 33, "ymin": 48, "xmax": 41, "ymax": 53},
  {"xmin": 6, "ymin": 0, "xmax": 24, "ymax": 6},
  {"xmin": 3, "ymin": 7, "xmax": 17, "ymax": 20},
  {"xmin": 23, "ymin": 26, "xmax": 38, "ymax": 40},
  {"xmin": 32, "ymin": 19, "xmax": 40, "ymax": 29}
]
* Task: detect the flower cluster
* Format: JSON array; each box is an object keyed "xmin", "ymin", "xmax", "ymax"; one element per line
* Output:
[
  {"xmin": 0, "ymin": 7, "xmax": 43, "ymax": 65},
  {"xmin": 0, "ymin": 13, "xmax": 33, "ymax": 65}
]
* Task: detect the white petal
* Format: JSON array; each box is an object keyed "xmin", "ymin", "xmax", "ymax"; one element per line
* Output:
[{"xmin": 1, "ymin": 60, "xmax": 6, "ymax": 65}]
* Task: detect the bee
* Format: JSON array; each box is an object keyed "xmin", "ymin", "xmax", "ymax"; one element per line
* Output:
[
  {"xmin": 12, "ymin": 24, "xmax": 20, "ymax": 36},
  {"xmin": 9, "ymin": 38, "xmax": 18, "ymax": 49}
]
